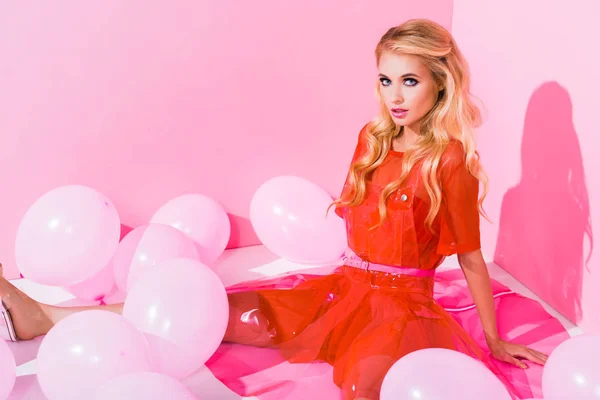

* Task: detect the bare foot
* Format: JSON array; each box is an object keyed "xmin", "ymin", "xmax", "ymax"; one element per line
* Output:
[{"xmin": 0, "ymin": 263, "xmax": 54, "ymax": 340}]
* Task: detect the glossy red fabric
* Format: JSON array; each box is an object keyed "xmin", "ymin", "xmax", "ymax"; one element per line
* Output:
[
  {"xmin": 221, "ymin": 124, "xmax": 558, "ymax": 399},
  {"xmin": 335, "ymin": 124, "xmax": 482, "ymax": 268},
  {"xmin": 217, "ymin": 266, "xmax": 568, "ymax": 399}
]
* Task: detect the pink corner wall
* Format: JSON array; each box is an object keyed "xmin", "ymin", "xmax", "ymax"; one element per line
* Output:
[
  {"xmin": 452, "ymin": 1, "xmax": 599, "ymax": 331},
  {"xmin": 0, "ymin": 1, "xmax": 454, "ymax": 278}
]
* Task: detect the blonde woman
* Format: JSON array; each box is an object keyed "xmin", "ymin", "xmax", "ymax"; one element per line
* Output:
[{"xmin": 1, "ymin": 19, "xmax": 552, "ymax": 399}]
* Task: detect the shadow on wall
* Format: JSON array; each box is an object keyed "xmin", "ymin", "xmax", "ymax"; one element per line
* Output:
[{"xmin": 494, "ymin": 81, "xmax": 593, "ymax": 324}]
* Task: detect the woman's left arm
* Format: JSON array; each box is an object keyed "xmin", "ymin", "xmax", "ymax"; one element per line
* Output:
[{"xmin": 457, "ymin": 249, "xmax": 548, "ymax": 369}]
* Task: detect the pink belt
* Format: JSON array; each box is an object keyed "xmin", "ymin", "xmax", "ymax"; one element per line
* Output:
[{"xmin": 342, "ymin": 253, "xmax": 435, "ymax": 277}]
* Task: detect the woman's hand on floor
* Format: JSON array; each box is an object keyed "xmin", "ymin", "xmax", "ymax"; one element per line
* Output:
[{"xmin": 488, "ymin": 339, "xmax": 548, "ymax": 369}]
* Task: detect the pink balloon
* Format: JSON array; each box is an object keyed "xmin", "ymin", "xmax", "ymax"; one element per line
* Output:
[
  {"xmin": 37, "ymin": 310, "xmax": 153, "ymax": 400},
  {"xmin": 250, "ymin": 176, "xmax": 347, "ymax": 264},
  {"xmin": 542, "ymin": 334, "xmax": 600, "ymax": 399},
  {"xmin": 93, "ymin": 372, "xmax": 197, "ymax": 400},
  {"xmin": 0, "ymin": 339, "xmax": 16, "ymax": 400},
  {"xmin": 123, "ymin": 258, "xmax": 228, "ymax": 379},
  {"xmin": 65, "ymin": 261, "xmax": 115, "ymax": 301},
  {"xmin": 15, "ymin": 185, "xmax": 121, "ymax": 286},
  {"xmin": 380, "ymin": 348, "xmax": 512, "ymax": 400},
  {"xmin": 150, "ymin": 194, "xmax": 230, "ymax": 266},
  {"xmin": 112, "ymin": 223, "xmax": 199, "ymax": 292}
]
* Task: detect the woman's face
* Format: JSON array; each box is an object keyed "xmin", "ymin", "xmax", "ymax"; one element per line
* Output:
[{"xmin": 378, "ymin": 52, "xmax": 440, "ymax": 132}]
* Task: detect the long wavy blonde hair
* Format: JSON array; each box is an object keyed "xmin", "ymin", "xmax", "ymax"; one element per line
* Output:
[{"xmin": 333, "ymin": 19, "xmax": 488, "ymax": 229}]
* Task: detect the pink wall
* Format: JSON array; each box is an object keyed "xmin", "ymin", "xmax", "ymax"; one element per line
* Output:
[
  {"xmin": 452, "ymin": 1, "xmax": 599, "ymax": 331},
  {"xmin": 0, "ymin": 1, "xmax": 454, "ymax": 278}
]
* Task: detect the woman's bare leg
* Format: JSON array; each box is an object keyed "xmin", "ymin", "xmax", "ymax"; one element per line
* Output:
[
  {"xmin": 44, "ymin": 302, "xmax": 124, "ymax": 324},
  {"xmin": 46, "ymin": 296, "xmax": 276, "ymax": 347},
  {"xmin": 2, "ymin": 264, "xmax": 276, "ymax": 347},
  {"xmin": 0, "ymin": 263, "xmax": 123, "ymax": 339},
  {"xmin": 223, "ymin": 291, "xmax": 277, "ymax": 347}
]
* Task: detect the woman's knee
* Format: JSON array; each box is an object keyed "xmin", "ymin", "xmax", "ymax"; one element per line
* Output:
[
  {"xmin": 340, "ymin": 353, "xmax": 395, "ymax": 400},
  {"xmin": 224, "ymin": 292, "xmax": 276, "ymax": 347}
]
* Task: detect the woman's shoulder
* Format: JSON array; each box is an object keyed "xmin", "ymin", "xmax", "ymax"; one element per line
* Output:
[
  {"xmin": 442, "ymin": 139, "xmax": 466, "ymax": 158},
  {"xmin": 357, "ymin": 121, "xmax": 372, "ymax": 140},
  {"xmin": 351, "ymin": 121, "xmax": 373, "ymax": 151},
  {"xmin": 440, "ymin": 139, "xmax": 468, "ymax": 169}
]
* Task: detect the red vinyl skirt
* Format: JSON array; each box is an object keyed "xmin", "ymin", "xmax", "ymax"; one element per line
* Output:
[{"xmin": 226, "ymin": 265, "xmax": 523, "ymax": 399}]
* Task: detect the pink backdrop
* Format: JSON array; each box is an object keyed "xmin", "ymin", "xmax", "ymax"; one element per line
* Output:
[
  {"xmin": 0, "ymin": 1, "xmax": 454, "ymax": 278},
  {"xmin": 452, "ymin": 1, "xmax": 599, "ymax": 332}
]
